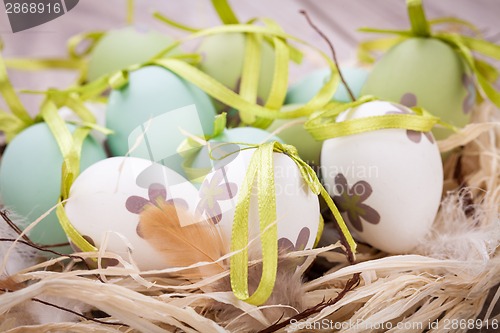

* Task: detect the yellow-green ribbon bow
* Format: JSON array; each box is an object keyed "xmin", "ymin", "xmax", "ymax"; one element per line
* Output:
[
  {"xmin": 358, "ymin": 0, "xmax": 500, "ymax": 109},
  {"xmin": 230, "ymin": 141, "xmax": 356, "ymax": 305}
]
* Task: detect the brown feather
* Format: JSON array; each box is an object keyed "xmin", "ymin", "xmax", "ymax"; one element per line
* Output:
[
  {"xmin": 0, "ymin": 276, "xmax": 23, "ymax": 293},
  {"xmin": 138, "ymin": 201, "xmax": 229, "ymax": 278}
]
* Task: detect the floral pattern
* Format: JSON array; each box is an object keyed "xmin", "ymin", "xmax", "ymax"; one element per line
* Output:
[
  {"xmin": 388, "ymin": 102, "xmax": 434, "ymax": 144},
  {"xmin": 126, "ymin": 183, "xmax": 188, "ymax": 237},
  {"xmin": 196, "ymin": 168, "xmax": 238, "ymax": 224},
  {"xmin": 399, "ymin": 92, "xmax": 418, "ymax": 108},
  {"xmin": 278, "ymin": 227, "xmax": 310, "ymax": 254},
  {"xmin": 332, "ymin": 173, "xmax": 380, "ymax": 232}
]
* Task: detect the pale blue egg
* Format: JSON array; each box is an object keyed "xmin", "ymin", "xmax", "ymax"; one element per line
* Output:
[
  {"xmin": 106, "ymin": 66, "xmax": 217, "ymax": 169},
  {"xmin": 286, "ymin": 67, "xmax": 369, "ymax": 105},
  {"xmin": 0, "ymin": 123, "xmax": 107, "ymax": 252}
]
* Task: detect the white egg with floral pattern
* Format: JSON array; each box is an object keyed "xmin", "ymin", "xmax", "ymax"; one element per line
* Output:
[
  {"xmin": 64, "ymin": 156, "xmax": 200, "ymax": 271},
  {"xmin": 321, "ymin": 100, "xmax": 443, "ymax": 254},
  {"xmin": 197, "ymin": 148, "xmax": 321, "ymax": 259}
]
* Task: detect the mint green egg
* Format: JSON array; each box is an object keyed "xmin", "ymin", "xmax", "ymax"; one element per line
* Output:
[
  {"xmin": 87, "ymin": 27, "xmax": 176, "ymax": 82},
  {"xmin": 286, "ymin": 67, "xmax": 369, "ymax": 105},
  {"xmin": 197, "ymin": 33, "xmax": 275, "ymax": 114},
  {"xmin": 106, "ymin": 66, "xmax": 217, "ymax": 170},
  {"xmin": 0, "ymin": 123, "xmax": 107, "ymax": 251},
  {"xmin": 362, "ymin": 38, "xmax": 474, "ymax": 139},
  {"xmin": 266, "ymin": 104, "xmax": 322, "ymax": 166}
]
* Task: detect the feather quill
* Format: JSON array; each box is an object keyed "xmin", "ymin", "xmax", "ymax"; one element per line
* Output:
[{"xmin": 138, "ymin": 201, "xmax": 229, "ymax": 279}]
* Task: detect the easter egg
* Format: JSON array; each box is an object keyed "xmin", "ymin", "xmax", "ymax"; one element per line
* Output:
[
  {"xmin": 0, "ymin": 123, "xmax": 107, "ymax": 251},
  {"xmin": 321, "ymin": 100, "xmax": 443, "ymax": 253},
  {"xmin": 197, "ymin": 148, "xmax": 320, "ymax": 258},
  {"xmin": 87, "ymin": 27, "xmax": 175, "ymax": 81},
  {"xmin": 106, "ymin": 66, "xmax": 217, "ymax": 160},
  {"xmin": 197, "ymin": 33, "xmax": 275, "ymax": 114},
  {"xmin": 189, "ymin": 127, "xmax": 283, "ymax": 175},
  {"xmin": 286, "ymin": 67, "xmax": 369, "ymax": 105},
  {"xmin": 59, "ymin": 102, "xmax": 107, "ymax": 143},
  {"xmin": 362, "ymin": 38, "xmax": 474, "ymax": 139},
  {"xmin": 65, "ymin": 157, "xmax": 200, "ymax": 270},
  {"xmin": 265, "ymin": 105, "xmax": 322, "ymax": 166}
]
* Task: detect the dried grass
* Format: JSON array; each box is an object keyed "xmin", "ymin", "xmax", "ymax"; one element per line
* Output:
[{"xmin": 0, "ymin": 102, "xmax": 499, "ymax": 332}]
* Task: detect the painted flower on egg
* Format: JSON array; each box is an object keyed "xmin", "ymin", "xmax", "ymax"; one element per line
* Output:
[
  {"xmin": 387, "ymin": 105, "xmax": 434, "ymax": 144},
  {"xmin": 278, "ymin": 227, "xmax": 310, "ymax": 253},
  {"xmin": 332, "ymin": 173, "xmax": 380, "ymax": 232},
  {"xmin": 196, "ymin": 169, "xmax": 238, "ymax": 224},
  {"xmin": 126, "ymin": 183, "xmax": 188, "ymax": 237}
]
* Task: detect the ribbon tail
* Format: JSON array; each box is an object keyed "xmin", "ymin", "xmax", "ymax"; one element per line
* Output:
[{"xmin": 320, "ymin": 188, "xmax": 357, "ymax": 262}]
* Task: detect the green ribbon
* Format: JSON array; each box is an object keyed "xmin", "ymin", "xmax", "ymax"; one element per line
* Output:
[
  {"xmin": 230, "ymin": 142, "xmax": 356, "ymax": 305},
  {"xmin": 211, "ymin": 0, "xmax": 239, "ymax": 25},
  {"xmin": 304, "ymin": 95, "xmax": 455, "ymax": 141},
  {"xmin": 358, "ymin": 0, "xmax": 500, "ymax": 109},
  {"xmin": 177, "ymin": 113, "xmax": 228, "ymax": 183},
  {"xmin": 153, "ymin": 6, "xmax": 321, "ymax": 128},
  {"xmin": 0, "ymin": 41, "xmax": 34, "ymax": 141},
  {"xmin": 39, "ymin": 96, "xmax": 100, "ymax": 254},
  {"xmin": 127, "ymin": 0, "xmax": 134, "ymax": 25},
  {"xmin": 144, "ymin": 23, "xmax": 341, "ymax": 127}
]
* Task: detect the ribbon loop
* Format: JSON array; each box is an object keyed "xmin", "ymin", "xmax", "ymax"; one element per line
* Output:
[
  {"xmin": 230, "ymin": 141, "xmax": 356, "ymax": 305},
  {"xmin": 304, "ymin": 96, "xmax": 447, "ymax": 141}
]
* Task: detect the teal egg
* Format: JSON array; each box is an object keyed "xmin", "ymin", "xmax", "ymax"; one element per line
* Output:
[
  {"xmin": 0, "ymin": 123, "xmax": 107, "ymax": 251},
  {"xmin": 106, "ymin": 66, "xmax": 217, "ymax": 175},
  {"xmin": 286, "ymin": 67, "xmax": 369, "ymax": 105},
  {"xmin": 87, "ymin": 27, "xmax": 176, "ymax": 81}
]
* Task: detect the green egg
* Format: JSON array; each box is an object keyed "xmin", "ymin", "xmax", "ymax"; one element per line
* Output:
[
  {"xmin": 286, "ymin": 67, "xmax": 369, "ymax": 105},
  {"xmin": 0, "ymin": 123, "xmax": 107, "ymax": 252},
  {"xmin": 106, "ymin": 66, "xmax": 217, "ymax": 168},
  {"xmin": 197, "ymin": 33, "xmax": 275, "ymax": 115},
  {"xmin": 266, "ymin": 105, "xmax": 322, "ymax": 166},
  {"xmin": 87, "ymin": 27, "xmax": 176, "ymax": 82},
  {"xmin": 362, "ymin": 37, "xmax": 474, "ymax": 139}
]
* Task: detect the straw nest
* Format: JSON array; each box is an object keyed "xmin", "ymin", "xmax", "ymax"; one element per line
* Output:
[{"xmin": 0, "ymin": 102, "xmax": 499, "ymax": 333}]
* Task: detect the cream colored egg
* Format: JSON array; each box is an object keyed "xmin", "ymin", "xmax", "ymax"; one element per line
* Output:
[
  {"xmin": 321, "ymin": 100, "xmax": 443, "ymax": 253},
  {"xmin": 65, "ymin": 156, "xmax": 199, "ymax": 270}
]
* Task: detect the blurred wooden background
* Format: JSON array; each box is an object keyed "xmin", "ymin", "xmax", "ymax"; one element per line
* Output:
[{"xmin": 0, "ymin": 0, "xmax": 499, "ymax": 112}]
